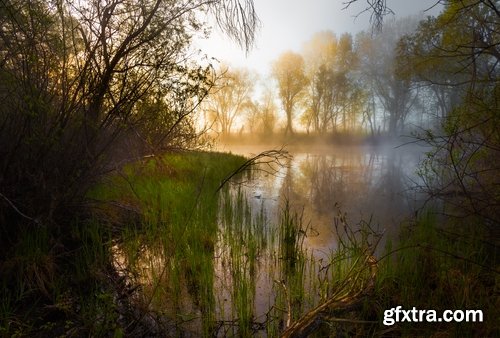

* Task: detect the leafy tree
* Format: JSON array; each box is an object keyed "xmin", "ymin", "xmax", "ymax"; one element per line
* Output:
[
  {"xmin": 272, "ymin": 51, "xmax": 308, "ymax": 136},
  {"xmin": 0, "ymin": 0, "xmax": 260, "ymax": 281},
  {"xmin": 400, "ymin": 1, "xmax": 500, "ymax": 223}
]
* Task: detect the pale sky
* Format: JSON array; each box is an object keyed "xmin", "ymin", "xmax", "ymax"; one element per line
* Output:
[{"xmin": 195, "ymin": 0, "xmax": 443, "ymax": 77}]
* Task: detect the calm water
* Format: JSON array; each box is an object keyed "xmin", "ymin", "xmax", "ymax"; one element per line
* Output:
[
  {"xmin": 219, "ymin": 143, "xmax": 426, "ymax": 253},
  {"xmin": 210, "ymin": 143, "xmax": 428, "ymax": 327},
  {"xmin": 115, "ymin": 143, "xmax": 429, "ymax": 335}
]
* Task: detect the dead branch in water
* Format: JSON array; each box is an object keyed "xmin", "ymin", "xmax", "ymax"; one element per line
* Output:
[
  {"xmin": 0, "ymin": 192, "xmax": 40, "ymax": 225},
  {"xmin": 216, "ymin": 147, "xmax": 291, "ymax": 193},
  {"xmin": 280, "ymin": 255, "xmax": 378, "ymax": 338}
]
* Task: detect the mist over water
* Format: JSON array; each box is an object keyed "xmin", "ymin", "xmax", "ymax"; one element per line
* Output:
[{"xmin": 219, "ymin": 142, "xmax": 427, "ymax": 253}]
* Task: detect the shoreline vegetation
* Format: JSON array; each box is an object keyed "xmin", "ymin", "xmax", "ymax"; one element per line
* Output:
[
  {"xmin": 2, "ymin": 150, "xmax": 497, "ymax": 337},
  {"xmin": 0, "ymin": 0, "xmax": 498, "ymax": 336},
  {"xmin": 213, "ymin": 130, "xmax": 418, "ymax": 148}
]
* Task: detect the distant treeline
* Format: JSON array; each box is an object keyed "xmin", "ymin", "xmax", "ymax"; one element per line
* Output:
[{"xmin": 203, "ymin": 7, "xmax": 493, "ymax": 141}]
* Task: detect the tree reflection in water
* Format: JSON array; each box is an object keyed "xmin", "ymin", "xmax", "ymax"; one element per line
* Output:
[{"xmin": 233, "ymin": 144, "xmax": 424, "ymax": 253}]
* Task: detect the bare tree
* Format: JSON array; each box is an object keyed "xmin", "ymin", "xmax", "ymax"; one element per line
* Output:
[
  {"xmin": 211, "ymin": 0, "xmax": 260, "ymax": 53},
  {"xmin": 205, "ymin": 66, "xmax": 255, "ymax": 136},
  {"xmin": 342, "ymin": 0, "xmax": 395, "ymax": 31}
]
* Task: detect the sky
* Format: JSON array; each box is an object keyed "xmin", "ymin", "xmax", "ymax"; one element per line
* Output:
[{"xmin": 195, "ymin": 0, "xmax": 443, "ymax": 77}]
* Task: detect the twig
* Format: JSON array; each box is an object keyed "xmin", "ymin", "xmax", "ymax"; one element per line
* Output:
[
  {"xmin": 0, "ymin": 192, "xmax": 39, "ymax": 224},
  {"xmin": 216, "ymin": 148, "xmax": 291, "ymax": 193}
]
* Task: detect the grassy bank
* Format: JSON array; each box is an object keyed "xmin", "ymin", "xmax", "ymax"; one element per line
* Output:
[
  {"xmin": 0, "ymin": 151, "xmax": 247, "ymax": 336},
  {"xmin": 1, "ymin": 151, "xmax": 497, "ymax": 337},
  {"xmin": 89, "ymin": 151, "xmax": 250, "ymax": 336}
]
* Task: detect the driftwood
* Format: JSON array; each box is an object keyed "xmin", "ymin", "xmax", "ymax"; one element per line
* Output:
[{"xmin": 281, "ymin": 255, "xmax": 378, "ymax": 338}]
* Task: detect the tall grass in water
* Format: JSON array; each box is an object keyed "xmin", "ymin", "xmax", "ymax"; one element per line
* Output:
[
  {"xmin": 274, "ymin": 206, "xmax": 381, "ymax": 337},
  {"xmin": 91, "ymin": 151, "xmax": 449, "ymax": 337},
  {"xmin": 89, "ymin": 151, "xmax": 247, "ymax": 335},
  {"xmin": 278, "ymin": 200, "xmax": 306, "ymax": 273},
  {"xmin": 273, "ymin": 200, "xmax": 308, "ymax": 327},
  {"xmin": 102, "ymin": 154, "xmax": 383, "ymax": 337},
  {"xmin": 216, "ymin": 185, "xmax": 269, "ymax": 336},
  {"xmin": 5, "ymin": 150, "xmax": 496, "ymax": 337}
]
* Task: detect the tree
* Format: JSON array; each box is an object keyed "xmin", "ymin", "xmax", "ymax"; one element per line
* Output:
[
  {"xmin": 356, "ymin": 17, "xmax": 421, "ymax": 135},
  {"xmin": 343, "ymin": 0, "xmax": 395, "ymax": 31},
  {"xmin": 301, "ymin": 32, "xmax": 364, "ymax": 134},
  {"xmin": 246, "ymin": 84, "xmax": 278, "ymax": 136},
  {"xmin": 399, "ymin": 1, "xmax": 500, "ymax": 223},
  {"xmin": 335, "ymin": 33, "xmax": 360, "ymax": 131},
  {"xmin": 205, "ymin": 66, "xmax": 255, "ymax": 136},
  {"xmin": 0, "ymin": 0, "xmax": 262, "ymax": 334},
  {"xmin": 302, "ymin": 31, "xmax": 337, "ymax": 134},
  {"xmin": 272, "ymin": 51, "xmax": 308, "ymax": 136},
  {"xmin": 0, "ymin": 0, "xmax": 259, "ymax": 243}
]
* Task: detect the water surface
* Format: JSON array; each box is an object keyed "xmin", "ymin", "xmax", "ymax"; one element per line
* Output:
[{"xmin": 219, "ymin": 143, "xmax": 426, "ymax": 253}]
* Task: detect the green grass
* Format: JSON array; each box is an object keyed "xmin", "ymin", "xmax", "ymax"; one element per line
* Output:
[
  {"xmin": 3, "ymin": 150, "xmax": 496, "ymax": 337},
  {"xmin": 0, "ymin": 151, "xmax": 247, "ymax": 337},
  {"xmin": 90, "ymin": 151, "xmax": 248, "ymax": 336},
  {"xmin": 370, "ymin": 213, "xmax": 499, "ymax": 337}
]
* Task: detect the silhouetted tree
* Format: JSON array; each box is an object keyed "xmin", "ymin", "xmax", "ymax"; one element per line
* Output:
[
  {"xmin": 0, "ymin": 0, "xmax": 259, "ymax": 240},
  {"xmin": 272, "ymin": 51, "xmax": 308, "ymax": 136}
]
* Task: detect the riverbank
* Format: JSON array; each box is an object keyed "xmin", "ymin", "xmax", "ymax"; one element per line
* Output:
[
  {"xmin": 1, "ymin": 150, "xmax": 497, "ymax": 337},
  {"xmin": 215, "ymin": 130, "xmax": 424, "ymax": 149},
  {"xmin": 0, "ymin": 151, "xmax": 247, "ymax": 336}
]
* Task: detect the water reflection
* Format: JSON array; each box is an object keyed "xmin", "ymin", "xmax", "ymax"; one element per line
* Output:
[
  {"xmin": 112, "ymin": 144, "xmax": 426, "ymax": 336},
  {"xmin": 225, "ymin": 144, "xmax": 424, "ymax": 252}
]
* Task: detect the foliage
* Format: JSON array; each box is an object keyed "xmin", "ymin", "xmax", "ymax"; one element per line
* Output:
[
  {"xmin": 0, "ymin": 0, "xmax": 258, "ymax": 334},
  {"xmin": 0, "ymin": 0, "xmax": 259, "ymax": 235},
  {"xmin": 373, "ymin": 214, "xmax": 499, "ymax": 337},
  {"xmin": 204, "ymin": 65, "xmax": 255, "ymax": 136},
  {"xmin": 399, "ymin": 1, "xmax": 500, "ymax": 226},
  {"xmin": 0, "ymin": 151, "xmax": 248, "ymax": 336},
  {"xmin": 272, "ymin": 51, "xmax": 308, "ymax": 135}
]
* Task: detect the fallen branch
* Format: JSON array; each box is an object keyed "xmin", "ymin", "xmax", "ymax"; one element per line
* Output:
[
  {"xmin": 216, "ymin": 147, "xmax": 291, "ymax": 193},
  {"xmin": 281, "ymin": 255, "xmax": 377, "ymax": 338}
]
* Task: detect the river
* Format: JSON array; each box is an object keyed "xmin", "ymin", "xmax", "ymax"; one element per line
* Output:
[
  {"xmin": 211, "ymin": 142, "xmax": 428, "ymax": 329},
  {"xmin": 218, "ymin": 143, "xmax": 427, "ymax": 253}
]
